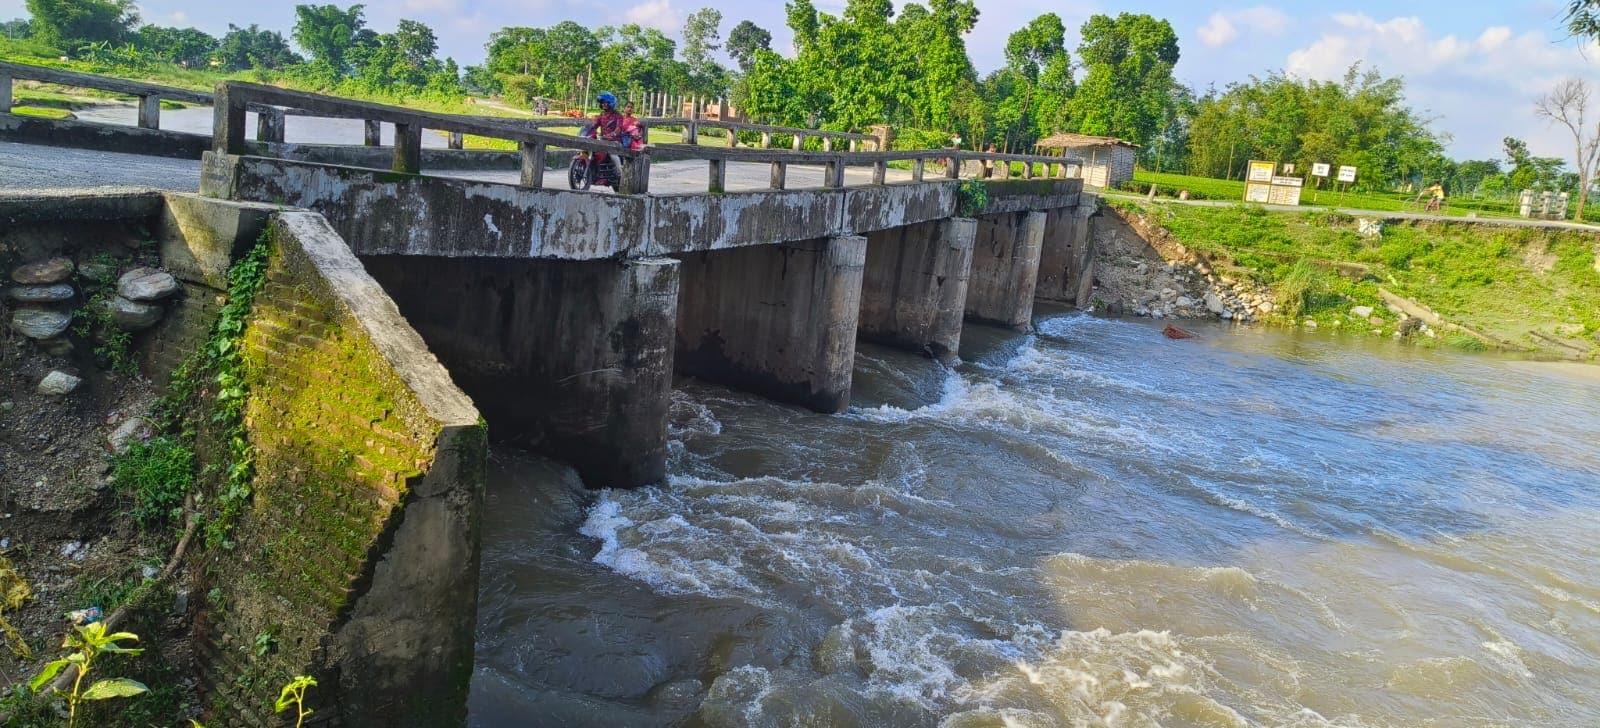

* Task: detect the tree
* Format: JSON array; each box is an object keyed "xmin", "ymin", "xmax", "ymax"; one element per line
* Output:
[
  {"xmin": 2, "ymin": 18, "xmax": 31, "ymax": 40},
  {"xmin": 682, "ymin": 8, "xmax": 725, "ymax": 94},
  {"xmin": 1069, "ymin": 13, "xmax": 1181, "ymax": 147},
  {"xmin": 726, "ymin": 20, "xmax": 771, "ymax": 72},
  {"xmin": 136, "ymin": 25, "xmax": 218, "ymax": 67},
  {"xmin": 25, "ymin": 0, "xmax": 137, "ymax": 46},
  {"xmin": 291, "ymin": 3, "xmax": 373, "ymax": 73},
  {"xmin": 1535, "ymin": 77, "xmax": 1600, "ymax": 219},
  {"xmin": 217, "ymin": 23, "xmax": 301, "ymax": 70},
  {"xmin": 786, "ymin": 0, "xmax": 819, "ymax": 52},
  {"xmin": 1563, "ymin": 0, "xmax": 1600, "ymax": 40},
  {"xmin": 391, "ymin": 19, "xmax": 437, "ymax": 69}
]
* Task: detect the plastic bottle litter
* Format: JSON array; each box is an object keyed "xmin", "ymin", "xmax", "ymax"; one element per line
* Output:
[{"xmin": 67, "ymin": 606, "xmax": 103, "ymax": 625}]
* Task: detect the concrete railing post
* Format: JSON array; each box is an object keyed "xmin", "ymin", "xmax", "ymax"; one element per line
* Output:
[
  {"xmin": 945, "ymin": 153, "xmax": 961, "ymax": 179},
  {"xmin": 1023, "ymin": 162, "xmax": 1034, "ymax": 179},
  {"xmin": 519, "ymin": 141, "xmax": 545, "ymax": 188},
  {"xmin": 448, "ymin": 131, "xmax": 465, "ymax": 150},
  {"xmin": 137, "ymin": 94, "xmax": 161, "ymax": 129},
  {"xmin": 726, "ymin": 126, "xmax": 738, "ymax": 148},
  {"xmin": 212, "ymin": 83, "xmax": 247, "ymax": 155},
  {"xmin": 824, "ymin": 160, "xmax": 844, "ymax": 188},
  {"xmin": 761, "ymin": 131, "xmax": 771, "ymax": 149},
  {"xmin": 620, "ymin": 154, "xmax": 650, "ymax": 195},
  {"xmin": 823, "ymin": 136, "xmax": 833, "ymax": 152},
  {"xmin": 393, "ymin": 123, "xmax": 422, "ymax": 174},
  {"xmin": 770, "ymin": 161, "xmax": 787, "ymax": 190},
  {"xmin": 683, "ymin": 121, "xmax": 697, "ymax": 145},
  {"xmin": 364, "ymin": 119, "xmax": 382, "ymax": 146},
  {"xmin": 255, "ymin": 107, "xmax": 286, "ymax": 143},
  {"xmin": 0, "ymin": 73, "xmax": 12, "ymax": 114},
  {"xmin": 792, "ymin": 133, "xmax": 804, "ymax": 151},
  {"xmin": 709, "ymin": 158, "xmax": 726, "ymax": 193},
  {"xmin": 849, "ymin": 139, "xmax": 859, "ymax": 152},
  {"xmin": 872, "ymin": 160, "xmax": 887, "ymax": 185},
  {"xmin": 912, "ymin": 158, "xmax": 925, "ymax": 182}
]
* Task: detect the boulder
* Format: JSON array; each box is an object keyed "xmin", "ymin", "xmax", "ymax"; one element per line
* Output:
[
  {"xmin": 107, "ymin": 296, "xmax": 163, "ymax": 331},
  {"xmin": 108, "ymin": 417, "xmax": 154, "ymax": 453},
  {"xmin": 7, "ymin": 284, "xmax": 75, "ymax": 303},
  {"xmin": 1204, "ymin": 292, "xmax": 1226, "ymax": 314},
  {"xmin": 1175, "ymin": 296, "xmax": 1197, "ymax": 308},
  {"xmin": 1350, "ymin": 305, "xmax": 1375, "ymax": 319},
  {"xmin": 10, "ymin": 307, "xmax": 73, "ymax": 339},
  {"xmin": 117, "ymin": 267, "xmax": 180, "ymax": 301},
  {"xmin": 37, "ymin": 370, "xmax": 83, "ymax": 396},
  {"xmin": 12, "ymin": 257, "xmax": 74, "ymax": 285}
]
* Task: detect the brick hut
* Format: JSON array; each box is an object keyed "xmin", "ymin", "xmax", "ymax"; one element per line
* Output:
[{"xmin": 1035, "ymin": 133, "xmax": 1138, "ymax": 189}]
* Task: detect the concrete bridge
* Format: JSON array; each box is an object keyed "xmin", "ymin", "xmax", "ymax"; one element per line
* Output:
[
  {"xmin": 2, "ymin": 71, "xmax": 1105, "ymax": 726},
  {"xmin": 4, "ymin": 74, "xmax": 1104, "ymax": 489}
]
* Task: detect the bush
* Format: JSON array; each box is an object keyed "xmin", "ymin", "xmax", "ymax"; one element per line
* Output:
[{"xmin": 111, "ymin": 435, "xmax": 195, "ymax": 528}]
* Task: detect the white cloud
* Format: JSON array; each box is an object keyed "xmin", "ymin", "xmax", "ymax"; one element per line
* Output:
[
  {"xmin": 621, "ymin": 0, "xmax": 681, "ymax": 33},
  {"xmin": 169, "ymin": 10, "xmax": 188, "ymax": 24},
  {"xmin": 1197, "ymin": 6, "xmax": 1289, "ymax": 48},
  {"xmin": 1283, "ymin": 13, "xmax": 1600, "ymax": 159}
]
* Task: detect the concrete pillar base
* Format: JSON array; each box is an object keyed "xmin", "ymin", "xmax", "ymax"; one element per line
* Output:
[
  {"xmin": 965, "ymin": 210, "xmax": 1046, "ymax": 330},
  {"xmin": 859, "ymin": 218, "xmax": 976, "ymax": 362},
  {"xmin": 675, "ymin": 236, "xmax": 867, "ymax": 413},
  {"xmin": 361, "ymin": 255, "xmax": 679, "ymax": 488}
]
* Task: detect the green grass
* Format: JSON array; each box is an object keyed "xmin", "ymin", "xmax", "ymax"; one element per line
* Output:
[
  {"xmin": 9, "ymin": 105, "xmax": 73, "ymax": 119},
  {"xmin": 1131, "ymin": 201, "xmax": 1600, "ymax": 350},
  {"xmin": 1131, "ymin": 170, "xmax": 1525, "ymax": 220}
]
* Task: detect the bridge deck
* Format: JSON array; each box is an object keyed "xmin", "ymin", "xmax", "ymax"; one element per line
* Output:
[{"xmin": 1, "ymin": 140, "xmax": 914, "ymax": 193}]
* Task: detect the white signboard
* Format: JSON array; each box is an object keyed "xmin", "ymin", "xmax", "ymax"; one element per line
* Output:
[
  {"xmin": 1337, "ymin": 166, "xmax": 1358, "ymax": 183},
  {"xmin": 1281, "ymin": 163, "xmax": 1296, "ymax": 175},
  {"xmin": 1271, "ymin": 176, "xmax": 1304, "ymax": 187},
  {"xmin": 1312, "ymin": 163, "xmax": 1331, "ymax": 178}
]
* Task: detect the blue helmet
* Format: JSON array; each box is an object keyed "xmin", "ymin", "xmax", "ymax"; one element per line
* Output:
[{"xmin": 597, "ymin": 92, "xmax": 617, "ymax": 106}]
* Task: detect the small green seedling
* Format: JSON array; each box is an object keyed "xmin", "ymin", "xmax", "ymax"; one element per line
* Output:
[
  {"xmin": 31, "ymin": 622, "xmax": 149, "ymax": 728},
  {"xmin": 276, "ymin": 675, "xmax": 317, "ymax": 728}
]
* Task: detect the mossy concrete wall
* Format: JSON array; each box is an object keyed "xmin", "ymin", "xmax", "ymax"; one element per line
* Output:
[{"xmin": 196, "ymin": 212, "xmax": 484, "ymax": 726}]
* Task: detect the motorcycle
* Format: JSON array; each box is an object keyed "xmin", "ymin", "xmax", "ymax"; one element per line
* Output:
[{"xmin": 568, "ymin": 146, "xmax": 624, "ymax": 191}]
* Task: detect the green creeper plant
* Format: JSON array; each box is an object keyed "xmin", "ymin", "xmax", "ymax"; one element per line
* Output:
[
  {"xmin": 30, "ymin": 623, "xmax": 149, "ymax": 728},
  {"xmin": 276, "ymin": 675, "xmax": 317, "ymax": 728}
]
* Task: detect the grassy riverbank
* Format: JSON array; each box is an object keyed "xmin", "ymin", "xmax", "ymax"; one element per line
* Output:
[{"xmin": 1112, "ymin": 199, "xmax": 1600, "ymax": 357}]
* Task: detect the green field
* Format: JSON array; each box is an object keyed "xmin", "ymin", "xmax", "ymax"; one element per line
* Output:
[
  {"xmin": 1130, "ymin": 170, "xmax": 1529, "ymax": 220},
  {"xmin": 1114, "ymin": 199, "xmax": 1600, "ymax": 352}
]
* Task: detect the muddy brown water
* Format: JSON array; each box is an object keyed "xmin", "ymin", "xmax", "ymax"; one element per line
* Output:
[{"xmin": 468, "ymin": 312, "xmax": 1600, "ymax": 727}]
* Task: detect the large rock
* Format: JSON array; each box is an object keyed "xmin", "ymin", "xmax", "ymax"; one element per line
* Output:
[
  {"xmin": 37, "ymin": 371, "xmax": 82, "ymax": 396},
  {"xmin": 108, "ymin": 417, "xmax": 154, "ymax": 453},
  {"xmin": 1350, "ymin": 305, "xmax": 1375, "ymax": 319},
  {"xmin": 12, "ymin": 257, "xmax": 74, "ymax": 285},
  {"xmin": 1204, "ymin": 292, "xmax": 1226, "ymax": 315},
  {"xmin": 7, "ymin": 284, "xmax": 75, "ymax": 303},
  {"xmin": 117, "ymin": 267, "xmax": 180, "ymax": 301},
  {"xmin": 10, "ymin": 307, "xmax": 73, "ymax": 339},
  {"xmin": 107, "ymin": 296, "xmax": 163, "ymax": 331},
  {"xmin": 77, "ymin": 260, "xmax": 118, "ymax": 283}
]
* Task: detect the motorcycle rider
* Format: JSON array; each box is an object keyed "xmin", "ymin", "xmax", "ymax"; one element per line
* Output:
[{"xmin": 584, "ymin": 92, "xmax": 632, "ymax": 150}]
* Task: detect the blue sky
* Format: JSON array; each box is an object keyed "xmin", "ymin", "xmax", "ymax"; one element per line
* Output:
[{"xmin": 5, "ymin": 0, "xmax": 1597, "ymax": 161}]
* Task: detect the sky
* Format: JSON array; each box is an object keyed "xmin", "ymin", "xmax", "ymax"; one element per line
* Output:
[{"xmin": 4, "ymin": 0, "xmax": 1598, "ymax": 161}]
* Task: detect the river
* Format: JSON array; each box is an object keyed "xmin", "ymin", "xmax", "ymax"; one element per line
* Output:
[{"xmin": 467, "ymin": 310, "xmax": 1600, "ymax": 727}]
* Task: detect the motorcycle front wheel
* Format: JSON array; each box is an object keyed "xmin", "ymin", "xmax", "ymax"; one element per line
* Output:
[{"xmin": 568, "ymin": 157, "xmax": 591, "ymax": 190}]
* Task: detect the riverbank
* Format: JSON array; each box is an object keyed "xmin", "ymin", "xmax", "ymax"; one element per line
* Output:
[{"xmin": 1090, "ymin": 200, "xmax": 1600, "ymax": 361}]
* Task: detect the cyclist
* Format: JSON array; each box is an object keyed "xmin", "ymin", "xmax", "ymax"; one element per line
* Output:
[{"xmin": 1421, "ymin": 180, "xmax": 1446, "ymax": 212}]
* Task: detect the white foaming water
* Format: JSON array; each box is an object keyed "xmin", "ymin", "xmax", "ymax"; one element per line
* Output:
[{"xmin": 546, "ymin": 314, "xmax": 1600, "ymax": 727}]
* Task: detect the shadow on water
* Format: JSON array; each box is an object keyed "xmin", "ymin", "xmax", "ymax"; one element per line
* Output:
[{"xmin": 470, "ymin": 311, "xmax": 1600, "ymax": 727}]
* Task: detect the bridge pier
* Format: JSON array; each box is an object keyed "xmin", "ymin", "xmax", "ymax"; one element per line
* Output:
[
  {"xmin": 858, "ymin": 218, "xmax": 976, "ymax": 362},
  {"xmin": 675, "ymin": 236, "xmax": 866, "ymax": 413},
  {"xmin": 965, "ymin": 210, "xmax": 1047, "ymax": 330},
  {"xmin": 1035, "ymin": 197, "xmax": 1099, "ymax": 307},
  {"xmin": 361, "ymin": 255, "xmax": 678, "ymax": 488}
]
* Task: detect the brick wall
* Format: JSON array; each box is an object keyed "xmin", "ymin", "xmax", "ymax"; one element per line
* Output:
[{"xmin": 193, "ymin": 212, "xmax": 483, "ymax": 727}]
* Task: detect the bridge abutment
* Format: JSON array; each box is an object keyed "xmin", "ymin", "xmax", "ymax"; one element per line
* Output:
[
  {"xmin": 675, "ymin": 235, "xmax": 867, "ymax": 413},
  {"xmin": 1035, "ymin": 197, "xmax": 1099, "ymax": 307},
  {"xmin": 964, "ymin": 210, "xmax": 1047, "ymax": 330},
  {"xmin": 859, "ymin": 217, "xmax": 976, "ymax": 362},
  {"xmin": 361, "ymin": 255, "xmax": 678, "ymax": 488}
]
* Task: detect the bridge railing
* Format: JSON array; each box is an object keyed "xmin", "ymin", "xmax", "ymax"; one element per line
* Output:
[
  {"xmin": 656, "ymin": 147, "xmax": 1082, "ymax": 193},
  {"xmin": 213, "ymin": 81, "xmax": 655, "ymax": 193},
  {"xmin": 520, "ymin": 116, "xmax": 879, "ymax": 152},
  {"xmin": 0, "ymin": 59, "xmax": 212, "ymax": 130}
]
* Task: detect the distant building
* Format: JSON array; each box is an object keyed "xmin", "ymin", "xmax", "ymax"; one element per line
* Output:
[{"xmin": 1035, "ymin": 133, "xmax": 1138, "ymax": 189}]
